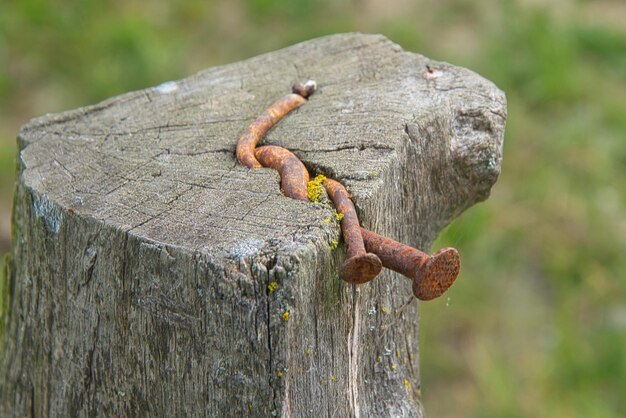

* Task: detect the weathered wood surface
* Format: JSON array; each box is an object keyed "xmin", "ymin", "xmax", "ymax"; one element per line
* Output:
[{"xmin": 0, "ymin": 33, "xmax": 506, "ymax": 417}]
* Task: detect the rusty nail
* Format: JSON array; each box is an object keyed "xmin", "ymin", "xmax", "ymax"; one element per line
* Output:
[
  {"xmin": 292, "ymin": 80, "xmax": 317, "ymax": 98},
  {"xmin": 360, "ymin": 227, "xmax": 460, "ymax": 300},
  {"xmin": 236, "ymin": 80, "xmax": 317, "ymax": 169},
  {"xmin": 254, "ymin": 145, "xmax": 310, "ymax": 201},
  {"xmin": 323, "ymin": 179, "xmax": 382, "ymax": 284}
]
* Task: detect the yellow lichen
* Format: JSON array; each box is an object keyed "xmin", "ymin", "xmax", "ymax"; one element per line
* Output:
[
  {"xmin": 282, "ymin": 310, "xmax": 290, "ymax": 321},
  {"xmin": 305, "ymin": 347, "xmax": 311, "ymax": 356},
  {"xmin": 391, "ymin": 364, "xmax": 397, "ymax": 370},
  {"xmin": 334, "ymin": 212, "xmax": 344, "ymax": 221},
  {"xmin": 277, "ymin": 371, "xmax": 283, "ymax": 377},
  {"xmin": 307, "ymin": 174, "xmax": 327, "ymax": 203},
  {"xmin": 267, "ymin": 281, "xmax": 278, "ymax": 293},
  {"xmin": 329, "ymin": 239, "xmax": 339, "ymax": 250},
  {"xmin": 404, "ymin": 379, "xmax": 411, "ymax": 391},
  {"xmin": 322, "ymin": 217, "xmax": 331, "ymax": 223}
]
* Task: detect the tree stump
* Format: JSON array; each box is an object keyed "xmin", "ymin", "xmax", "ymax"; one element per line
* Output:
[{"xmin": 0, "ymin": 33, "xmax": 506, "ymax": 417}]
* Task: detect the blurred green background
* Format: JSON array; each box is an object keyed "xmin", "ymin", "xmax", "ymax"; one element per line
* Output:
[{"xmin": 1, "ymin": 0, "xmax": 625, "ymax": 416}]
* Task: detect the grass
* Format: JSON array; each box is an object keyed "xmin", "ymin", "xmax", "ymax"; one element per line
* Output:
[
  {"xmin": 1, "ymin": 1, "xmax": 625, "ymax": 416},
  {"xmin": 423, "ymin": 5, "xmax": 626, "ymax": 417}
]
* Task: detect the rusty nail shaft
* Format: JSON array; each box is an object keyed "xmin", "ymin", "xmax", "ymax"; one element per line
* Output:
[
  {"xmin": 360, "ymin": 227, "xmax": 460, "ymax": 300},
  {"xmin": 323, "ymin": 179, "xmax": 382, "ymax": 284},
  {"xmin": 236, "ymin": 81, "xmax": 316, "ymax": 169},
  {"xmin": 254, "ymin": 145, "xmax": 310, "ymax": 201}
]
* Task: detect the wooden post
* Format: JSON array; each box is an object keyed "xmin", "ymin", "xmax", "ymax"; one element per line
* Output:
[{"xmin": 0, "ymin": 34, "xmax": 506, "ymax": 417}]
